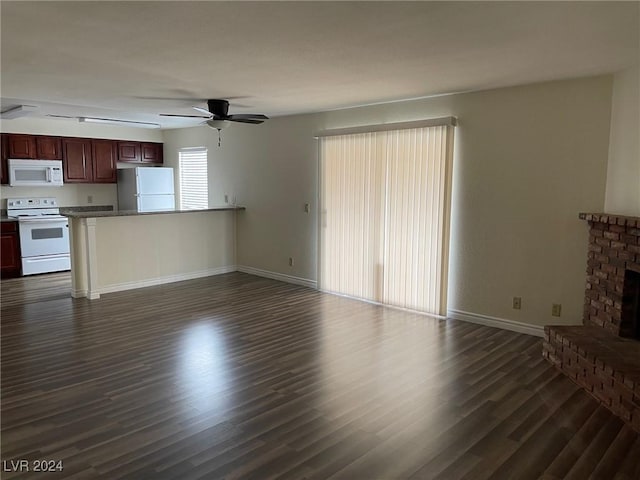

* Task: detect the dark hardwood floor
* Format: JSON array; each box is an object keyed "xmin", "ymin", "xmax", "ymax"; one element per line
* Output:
[{"xmin": 1, "ymin": 272, "xmax": 639, "ymax": 479}]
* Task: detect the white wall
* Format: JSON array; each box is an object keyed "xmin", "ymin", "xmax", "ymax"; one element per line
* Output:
[
  {"xmin": 165, "ymin": 75, "xmax": 614, "ymax": 328},
  {"xmin": 605, "ymin": 66, "xmax": 640, "ymax": 216},
  {"xmin": 1, "ymin": 184, "xmax": 117, "ymax": 208},
  {"xmin": 1, "ymin": 117, "xmax": 163, "ymax": 208}
]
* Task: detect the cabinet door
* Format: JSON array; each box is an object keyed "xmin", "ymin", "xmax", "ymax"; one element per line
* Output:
[
  {"xmin": 92, "ymin": 140, "xmax": 117, "ymax": 183},
  {"xmin": 1, "ymin": 134, "xmax": 8, "ymax": 185},
  {"xmin": 141, "ymin": 142, "xmax": 163, "ymax": 164},
  {"xmin": 8, "ymin": 134, "xmax": 37, "ymax": 159},
  {"xmin": 62, "ymin": 138, "xmax": 93, "ymax": 183},
  {"xmin": 36, "ymin": 136, "xmax": 63, "ymax": 160},
  {"xmin": 0, "ymin": 223, "xmax": 21, "ymax": 278},
  {"xmin": 117, "ymin": 141, "xmax": 141, "ymax": 162}
]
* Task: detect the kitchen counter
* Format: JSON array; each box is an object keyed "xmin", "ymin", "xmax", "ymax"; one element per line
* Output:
[
  {"xmin": 62, "ymin": 206, "xmax": 244, "ymax": 219},
  {"xmin": 59, "ymin": 205, "xmax": 114, "ymax": 215},
  {"xmin": 1, "ymin": 206, "xmax": 113, "ymax": 222}
]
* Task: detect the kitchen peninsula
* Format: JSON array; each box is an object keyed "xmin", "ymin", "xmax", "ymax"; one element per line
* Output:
[{"xmin": 63, "ymin": 207, "xmax": 244, "ymax": 299}]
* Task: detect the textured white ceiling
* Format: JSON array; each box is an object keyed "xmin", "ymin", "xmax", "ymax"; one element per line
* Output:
[{"xmin": 1, "ymin": 1, "xmax": 638, "ymax": 128}]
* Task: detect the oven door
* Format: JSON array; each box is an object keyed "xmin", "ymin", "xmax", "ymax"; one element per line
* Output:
[{"xmin": 18, "ymin": 218, "xmax": 70, "ymax": 257}]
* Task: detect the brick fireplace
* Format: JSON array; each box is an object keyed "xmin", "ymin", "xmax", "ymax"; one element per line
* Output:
[
  {"xmin": 543, "ymin": 213, "xmax": 640, "ymax": 432},
  {"xmin": 582, "ymin": 213, "xmax": 640, "ymax": 338}
]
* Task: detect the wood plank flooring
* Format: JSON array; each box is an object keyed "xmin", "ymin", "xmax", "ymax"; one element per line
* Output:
[{"xmin": 1, "ymin": 272, "xmax": 639, "ymax": 479}]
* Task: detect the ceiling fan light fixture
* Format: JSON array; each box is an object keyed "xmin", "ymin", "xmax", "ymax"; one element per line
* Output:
[{"xmin": 206, "ymin": 119, "xmax": 230, "ymax": 130}]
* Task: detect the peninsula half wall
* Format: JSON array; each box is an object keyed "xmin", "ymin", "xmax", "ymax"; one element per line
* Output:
[{"xmin": 64, "ymin": 208, "xmax": 242, "ymax": 299}]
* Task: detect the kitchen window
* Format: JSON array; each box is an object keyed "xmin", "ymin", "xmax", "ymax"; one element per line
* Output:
[{"xmin": 178, "ymin": 147, "xmax": 208, "ymax": 210}]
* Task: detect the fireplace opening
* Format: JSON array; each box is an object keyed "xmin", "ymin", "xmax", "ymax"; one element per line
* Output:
[{"xmin": 621, "ymin": 269, "xmax": 640, "ymax": 341}]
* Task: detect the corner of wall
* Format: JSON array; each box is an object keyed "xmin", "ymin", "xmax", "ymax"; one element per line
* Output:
[{"xmin": 605, "ymin": 66, "xmax": 640, "ymax": 216}]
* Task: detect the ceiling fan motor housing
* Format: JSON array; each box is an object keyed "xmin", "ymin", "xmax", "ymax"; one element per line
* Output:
[{"xmin": 208, "ymin": 99, "xmax": 229, "ymax": 118}]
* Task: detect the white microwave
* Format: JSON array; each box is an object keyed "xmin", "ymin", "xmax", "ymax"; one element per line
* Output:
[{"xmin": 8, "ymin": 159, "xmax": 64, "ymax": 187}]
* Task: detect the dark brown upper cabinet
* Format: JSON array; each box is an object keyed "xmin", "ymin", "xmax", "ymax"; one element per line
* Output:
[
  {"xmin": 7, "ymin": 134, "xmax": 62, "ymax": 160},
  {"xmin": 92, "ymin": 140, "xmax": 117, "ymax": 183},
  {"xmin": 141, "ymin": 143, "xmax": 163, "ymax": 164},
  {"xmin": 118, "ymin": 141, "xmax": 163, "ymax": 164},
  {"xmin": 62, "ymin": 138, "xmax": 93, "ymax": 183},
  {"xmin": 35, "ymin": 136, "xmax": 63, "ymax": 160},
  {"xmin": 117, "ymin": 142, "xmax": 141, "ymax": 163},
  {"xmin": 62, "ymin": 139, "xmax": 117, "ymax": 184},
  {"xmin": 7, "ymin": 134, "xmax": 37, "ymax": 159}
]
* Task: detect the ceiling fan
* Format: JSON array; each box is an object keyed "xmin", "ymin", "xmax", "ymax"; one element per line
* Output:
[
  {"xmin": 161, "ymin": 99, "xmax": 268, "ymax": 123},
  {"xmin": 160, "ymin": 99, "xmax": 268, "ymax": 146}
]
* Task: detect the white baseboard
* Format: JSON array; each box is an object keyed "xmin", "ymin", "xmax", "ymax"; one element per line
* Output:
[
  {"xmin": 447, "ymin": 309, "xmax": 545, "ymax": 337},
  {"xmin": 73, "ymin": 289, "xmax": 100, "ymax": 299},
  {"xmin": 94, "ymin": 265, "xmax": 237, "ymax": 296},
  {"xmin": 237, "ymin": 265, "xmax": 317, "ymax": 289}
]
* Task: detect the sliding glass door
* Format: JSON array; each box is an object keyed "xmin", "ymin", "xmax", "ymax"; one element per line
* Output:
[{"xmin": 319, "ymin": 121, "xmax": 455, "ymax": 315}]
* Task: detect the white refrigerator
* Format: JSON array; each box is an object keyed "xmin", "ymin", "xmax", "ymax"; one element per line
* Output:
[{"xmin": 117, "ymin": 167, "xmax": 176, "ymax": 212}]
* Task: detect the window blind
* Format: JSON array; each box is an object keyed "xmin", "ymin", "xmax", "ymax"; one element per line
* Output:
[
  {"xmin": 319, "ymin": 124, "xmax": 455, "ymax": 315},
  {"xmin": 179, "ymin": 147, "xmax": 208, "ymax": 210}
]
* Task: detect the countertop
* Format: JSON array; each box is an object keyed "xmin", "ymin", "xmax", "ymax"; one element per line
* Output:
[
  {"xmin": 62, "ymin": 206, "xmax": 245, "ymax": 219},
  {"xmin": 1, "ymin": 205, "xmax": 114, "ymax": 222}
]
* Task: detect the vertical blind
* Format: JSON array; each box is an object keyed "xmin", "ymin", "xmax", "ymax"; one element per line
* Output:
[
  {"xmin": 319, "ymin": 123, "xmax": 455, "ymax": 315},
  {"xmin": 178, "ymin": 147, "xmax": 208, "ymax": 210}
]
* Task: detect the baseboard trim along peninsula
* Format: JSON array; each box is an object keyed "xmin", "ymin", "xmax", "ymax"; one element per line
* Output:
[
  {"xmin": 98, "ymin": 265, "xmax": 237, "ymax": 296},
  {"xmin": 237, "ymin": 265, "xmax": 317, "ymax": 289},
  {"xmin": 448, "ymin": 309, "xmax": 545, "ymax": 337},
  {"xmin": 71, "ymin": 267, "xmax": 236, "ymax": 298}
]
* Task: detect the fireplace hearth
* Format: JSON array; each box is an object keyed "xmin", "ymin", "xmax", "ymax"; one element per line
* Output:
[{"xmin": 543, "ymin": 213, "xmax": 640, "ymax": 432}]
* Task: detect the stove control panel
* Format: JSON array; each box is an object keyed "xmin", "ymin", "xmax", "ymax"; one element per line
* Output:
[{"xmin": 6, "ymin": 197, "xmax": 58, "ymax": 209}]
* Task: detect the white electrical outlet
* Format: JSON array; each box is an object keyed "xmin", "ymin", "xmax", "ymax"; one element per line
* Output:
[
  {"xmin": 224, "ymin": 194, "xmax": 229, "ymax": 204},
  {"xmin": 513, "ymin": 297, "xmax": 522, "ymax": 310},
  {"xmin": 87, "ymin": 195, "xmax": 93, "ymax": 204},
  {"xmin": 288, "ymin": 257, "xmax": 294, "ymax": 267},
  {"xmin": 304, "ymin": 203, "xmax": 310, "ymax": 213}
]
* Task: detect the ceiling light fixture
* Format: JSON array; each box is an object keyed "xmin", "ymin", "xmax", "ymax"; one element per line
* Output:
[
  {"xmin": 206, "ymin": 120, "xmax": 231, "ymax": 147},
  {"xmin": 206, "ymin": 119, "xmax": 230, "ymax": 130},
  {"xmin": 78, "ymin": 117, "xmax": 161, "ymax": 129},
  {"xmin": 1, "ymin": 105, "xmax": 39, "ymax": 119}
]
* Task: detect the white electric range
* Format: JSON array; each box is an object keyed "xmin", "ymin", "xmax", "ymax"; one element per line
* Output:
[{"xmin": 7, "ymin": 197, "xmax": 71, "ymax": 275}]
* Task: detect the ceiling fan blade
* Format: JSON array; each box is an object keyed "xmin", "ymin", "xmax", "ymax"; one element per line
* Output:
[
  {"xmin": 159, "ymin": 113, "xmax": 211, "ymax": 118},
  {"xmin": 228, "ymin": 118, "xmax": 264, "ymax": 124},
  {"xmin": 135, "ymin": 96, "xmax": 204, "ymax": 102},
  {"xmin": 193, "ymin": 106, "xmax": 213, "ymax": 115},
  {"xmin": 227, "ymin": 114, "xmax": 269, "ymax": 121}
]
